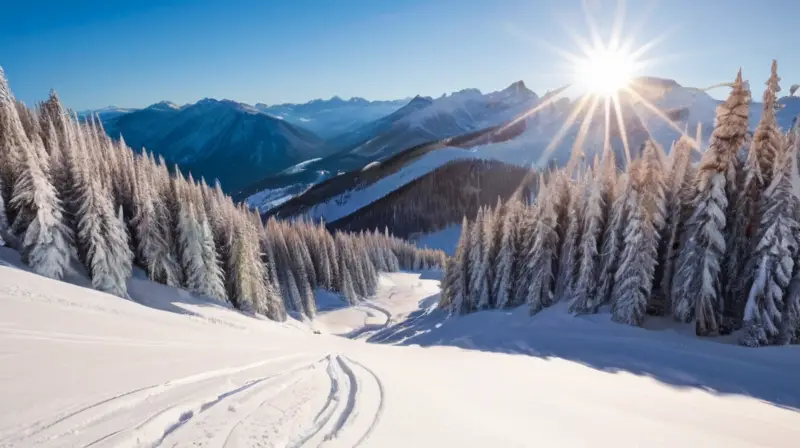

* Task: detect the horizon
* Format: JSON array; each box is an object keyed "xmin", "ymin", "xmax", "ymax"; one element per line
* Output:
[{"xmin": 3, "ymin": 0, "xmax": 798, "ymax": 110}]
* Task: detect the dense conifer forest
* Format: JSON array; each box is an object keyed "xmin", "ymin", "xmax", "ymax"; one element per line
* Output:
[
  {"xmin": 0, "ymin": 67, "xmax": 445, "ymax": 321},
  {"xmin": 442, "ymin": 64, "xmax": 800, "ymax": 347}
]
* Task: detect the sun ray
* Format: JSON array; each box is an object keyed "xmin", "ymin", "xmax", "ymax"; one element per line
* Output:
[
  {"xmin": 610, "ymin": 92, "xmax": 632, "ymax": 165},
  {"xmin": 623, "ymin": 86, "xmax": 699, "ymax": 149},
  {"xmin": 566, "ymin": 94, "xmax": 601, "ymax": 173},
  {"xmin": 608, "ymin": 0, "xmax": 627, "ymax": 51},
  {"xmin": 534, "ymin": 94, "xmax": 593, "ymax": 167},
  {"xmin": 580, "ymin": 0, "xmax": 607, "ymax": 51},
  {"xmin": 603, "ymin": 96, "xmax": 612, "ymax": 160},
  {"xmin": 494, "ymin": 83, "xmax": 572, "ymax": 135}
]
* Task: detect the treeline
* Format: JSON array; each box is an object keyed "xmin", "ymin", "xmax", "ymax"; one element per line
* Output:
[
  {"xmin": 0, "ymin": 67, "xmax": 444, "ymax": 320},
  {"xmin": 330, "ymin": 159, "xmax": 539, "ymax": 239},
  {"xmin": 442, "ymin": 63, "xmax": 800, "ymax": 347}
]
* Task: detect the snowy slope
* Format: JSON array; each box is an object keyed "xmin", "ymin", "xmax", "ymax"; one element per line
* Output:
[
  {"xmin": 300, "ymin": 147, "xmax": 480, "ymax": 222},
  {"xmin": 410, "ymin": 224, "xmax": 463, "ymax": 256},
  {"xmin": 2, "ymin": 251, "xmax": 800, "ymax": 447},
  {"xmin": 241, "ymin": 83, "xmax": 538, "ymax": 209}
]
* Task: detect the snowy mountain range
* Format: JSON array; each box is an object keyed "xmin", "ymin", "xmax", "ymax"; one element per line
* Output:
[
  {"xmin": 103, "ymin": 99, "xmax": 326, "ymax": 191},
  {"xmin": 250, "ymin": 77, "xmax": 800, "ymax": 239},
  {"xmin": 255, "ymin": 96, "xmax": 410, "ymax": 138},
  {"xmin": 89, "ymin": 77, "xmax": 800, "ymax": 229}
]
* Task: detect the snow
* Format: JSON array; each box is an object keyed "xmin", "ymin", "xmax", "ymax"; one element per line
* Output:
[
  {"xmin": 246, "ymin": 185, "xmax": 299, "ymax": 212},
  {"xmin": 411, "ymin": 224, "xmax": 462, "ymax": 256},
  {"xmin": 2, "ymin": 249, "xmax": 800, "ymax": 447},
  {"xmin": 280, "ymin": 158, "xmax": 323, "ymax": 175}
]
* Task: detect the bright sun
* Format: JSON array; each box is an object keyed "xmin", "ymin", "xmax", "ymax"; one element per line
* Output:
[{"xmin": 575, "ymin": 46, "xmax": 635, "ymax": 96}]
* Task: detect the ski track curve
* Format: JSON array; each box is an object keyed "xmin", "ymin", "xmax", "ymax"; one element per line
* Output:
[
  {"xmin": 286, "ymin": 354, "xmax": 386, "ymax": 448},
  {"xmin": 89, "ymin": 355, "xmax": 327, "ymax": 448},
  {"xmin": 345, "ymin": 356, "xmax": 386, "ymax": 447},
  {"xmin": 0, "ymin": 352, "xmax": 313, "ymax": 448}
]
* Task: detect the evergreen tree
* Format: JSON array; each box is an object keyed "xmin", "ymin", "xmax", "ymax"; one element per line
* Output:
[
  {"xmin": 554, "ymin": 174, "xmax": 585, "ymax": 301},
  {"xmin": 0, "ymin": 67, "xmax": 28, "ymax": 229},
  {"xmin": 595, "ymin": 170, "xmax": 632, "ymax": 309},
  {"xmin": 611, "ymin": 164, "xmax": 660, "ymax": 326},
  {"xmin": 449, "ymin": 216, "xmax": 471, "ymax": 314},
  {"xmin": 640, "ymin": 140, "xmax": 669, "ymax": 314},
  {"xmin": 659, "ymin": 136, "xmax": 696, "ymax": 311},
  {"xmin": 570, "ymin": 164, "xmax": 609, "ymax": 314},
  {"xmin": 73, "ymin": 120, "xmax": 133, "ymax": 298},
  {"xmin": 673, "ymin": 71, "xmax": 751, "ymax": 336},
  {"xmin": 199, "ymin": 211, "xmax": 227, "ymax": 301},
  {"xmin": 131, "ymin": 153, "xmax": 181, "ymax": 286},
  {"xmin": 726, "ymin": 62, "xmax": 785, "ymax": 329},
  {"xmin": 467, "ymin": 209, "xmax": 488, "ymax": 309},
  {"xmin": 740, "ymin": 132, "xmax": 800, "ymax": 346},
  {"xmin": 10, "ymin": 134, "xmax": 76, "ymax": 279},
  {"xmin": 177, "ymin": 196, "xmax": 209, "ymax": 295},
  {"xmin": 525, "ymin": 180, "xmax": 561, "ymax": 315},
  {"xmin": 492, "ymin": 201, "xmax": 516, "ymax": 309}
]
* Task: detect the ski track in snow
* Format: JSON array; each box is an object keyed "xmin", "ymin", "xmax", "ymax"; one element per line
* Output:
[{"xmin": 4, "ymin": 259, "xmax": 800, "ymax": 447}]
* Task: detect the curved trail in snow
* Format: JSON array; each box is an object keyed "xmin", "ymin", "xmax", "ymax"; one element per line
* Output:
[{"xmin": 5, "ymin": 265, "xmax": 799, "ymax": 447}]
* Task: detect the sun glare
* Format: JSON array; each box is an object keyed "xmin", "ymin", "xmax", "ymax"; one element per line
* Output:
[{"xmin": 575, "ymin": 46, "xmax": 635, "ymax": 97}]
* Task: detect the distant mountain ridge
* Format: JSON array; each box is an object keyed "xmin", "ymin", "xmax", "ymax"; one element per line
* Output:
[
  {"xmin": 103, "ymin": 98, "xmax": 326, "ymax": 191},
  {"xmin": 246, "ymin": 76, "xmax": 800, "ymax": 240},
  {"xmin": 255, "ymin": 96, "xmax": 410, "ymax": 138}
]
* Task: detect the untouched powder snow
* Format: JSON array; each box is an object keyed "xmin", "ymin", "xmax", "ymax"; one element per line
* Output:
[{"xmin": 2, "ymin": 250, "xmax": 800, "ymax": 447}]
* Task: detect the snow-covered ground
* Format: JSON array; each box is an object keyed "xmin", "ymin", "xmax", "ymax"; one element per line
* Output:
[
  {"xmin": 2, "ymin": 250, "xmax": 800, "ymax": 447},
  {"xmin": 410, "ymin": 224, "xmax": 462, "ymax": 256}
]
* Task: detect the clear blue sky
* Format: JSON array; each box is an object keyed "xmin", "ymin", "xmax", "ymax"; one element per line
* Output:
[{"xmin": 1, "ymin": 0, "xmax": 795, "ymax": 110}]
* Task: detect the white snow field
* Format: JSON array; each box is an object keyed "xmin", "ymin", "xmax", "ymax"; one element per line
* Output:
[{"xmin": 2, "ymin": 252, "xmax": 800, "ymax": 447}]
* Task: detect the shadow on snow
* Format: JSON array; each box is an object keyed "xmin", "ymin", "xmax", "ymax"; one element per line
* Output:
[{"xmin": 366, "ymin": 291, "xmax": 800, "ymax": 412}]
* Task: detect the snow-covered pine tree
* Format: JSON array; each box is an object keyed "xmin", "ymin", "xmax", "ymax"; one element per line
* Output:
[
  {"xmin": 595, "ymin": 169, "xmax": 632, "ymax": 309},
  {"xmin": 243, "ymin": 212, "xmax": 283, "ymax": 319},
  {"xmin": 336, "ymin": 232, "xmax": 362, "ymax": 304},
  {"xmin": 72, "ymin": 119, "xmax": 133, "ymax": 298},
  {"xmin": 659, "ymin": 136, "xmax": 696, "ymax": 311},
  {"xmin": 726, "ymin": 62, "xmax": 785, "ymax": 330},
  {"xmin": 15, "ymin": 100, "xmax": 39, "ymax": 143},
  {"xmin": 228, "ymin": 218, "xmax": 255, "ymax": 312},
  {"xmin": 449, "ymin": 216, "xmax": 471, "ymax": 314},
  {"xmin": 673, "ymin": 71, "xmax": 751, "ymax": 336},
  {"xmin": 131, "ymin": 151, "xmax": 181, "ymax": 286},
  {"xmin": 493, "ymin": 199, "xmax": 519, "ymax": 309},
  {"xmin": 525, "ymin": 178, "xmax": 561, "ymax": 315},
  {"xmin": 611, "ymin": 162, "xmax": 660, "ymax": 326},
  {"xmin": 10, "ymin": 133, "xmax": 76, "ymax": 279},
  {"xmin": 485, "ymin": 199, "xmax": 504, "ymax": 307},
  {"xmin": 570, "ymin": 163, "xmax": 609, "ymax": 314},
  {"xmin": 555, "ymin": 171, "xmax": 587, "ymax": 301},
  {"xmin": 199, "ymin": 209, "xmax": 227, "ymax": 302},
  {"xmin": 286, "ymin": 226, "xmax": 317, "ymax": 317},
  {"xmin": 639, "ymin": 140, "xmax": 669, "ymax": 314},
  {"xmin": 39, "ymin": 90, "xmax": 66, "ymax": 152},
  {"xmin": 468, "ymin": 208, "xmax": 490, "ymax": 310},
  {"xmin": 0, "ymin": 68, "xmax": 30, "ymax": 231},
  {"xmin": 740, "ymin": 128, "xmax": 800, "ymax": 346},
  {"xmin": 176, "ymin": 185, "xmax": 211, "ymax": 296},
  {"xmin": 267, "ymin": 218, "xmax": 305, "ymax": 313}
]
